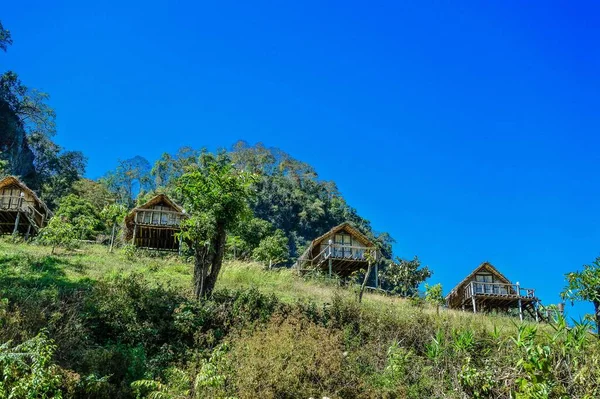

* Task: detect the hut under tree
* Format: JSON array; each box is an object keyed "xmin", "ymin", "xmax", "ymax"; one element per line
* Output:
[
  {"xmin": 124, "ymin": 194, "xmax": 186, "ymax": 251},
  {"xmin": 295, "ymin": 222, "xmax": 381, "ymax": 285},
  {"xmin": 445, "ymin": 262, "xmax": 540, "ymax": 321},
  {"xmin": 0, "ymin": 175, "xmax": 51, "ymax": 237}
]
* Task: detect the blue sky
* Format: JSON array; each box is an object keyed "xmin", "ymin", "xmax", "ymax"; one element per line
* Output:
[{"xmin": 3, "ymin": 1, "xmax": 600, "ymax": 320}]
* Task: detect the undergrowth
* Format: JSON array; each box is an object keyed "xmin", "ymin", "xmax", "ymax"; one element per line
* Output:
[{"xmin": 0, "ymin": 239, "xmax": 599, "ymax": 398}]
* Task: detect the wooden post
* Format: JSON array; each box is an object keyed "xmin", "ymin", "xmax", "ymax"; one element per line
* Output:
[
  {"xmin": 25, "ymin": 223, "xmax": 32, "ymax": 240},
  {"xmin": 516, "ymin": 282, "xmax": 523, "ymax": 321},
  {"xmin": 328, "ymin": 239, "xmax": 333, "ymax": 277},
  {"xmin": 132, "ymin": 224, "xmax": 138, "ymax": 246},
  {"xmin": 374, "ymin": 261, "xmax": 379, "ymax": 288},
  {"xmin": 471, "ymin": 282, "xmax": 477, "ymax": 313},
  {"xmin": 12, "ymin": 212, "xmax": 21, "ymax": 235},
  {"xmin": 109, "ymin": 222, "xmax": 116, "ymax": 253},
  {"xmin": 534, "ymin": 301, "xmax": 539, "ymax": 322}
]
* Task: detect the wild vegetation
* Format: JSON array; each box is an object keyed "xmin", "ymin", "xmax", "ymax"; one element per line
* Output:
[{"xmin": 0, "ymin": 241, "xmax": 599, "ymax": 398}]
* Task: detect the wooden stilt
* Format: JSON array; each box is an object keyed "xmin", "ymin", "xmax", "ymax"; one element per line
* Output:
[
  {"xmin": 374, "ymin": 261, "xmax": 379, "ymax": 288},
  {"xmin": 133, "ymin": 224, "xmax": 138, "ymax": 246},
  {"xmin": 472, "ymin": 295, "xmax": 477, "ymax": 313},
  {"xmin": 13, "ymin": 212, "xmax": 21, "ymax": 235},
  {"xmin": 25, "ymin": 223, "xmax": 31, "ymax": 240}
]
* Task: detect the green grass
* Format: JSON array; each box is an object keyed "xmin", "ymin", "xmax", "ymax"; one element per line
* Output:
[{"xmin": 0, "ymin": 237, "xmax": 531, "ymax": 334}]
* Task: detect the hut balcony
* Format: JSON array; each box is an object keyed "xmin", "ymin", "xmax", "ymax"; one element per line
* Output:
[
  {"xmin": 463, "ymin": 281, "xmax": 536, "ymax": 301},
  {"xmin": 308, "ymin": 242, "xmax": 378, "ymax": 277},
  {"xmin": 133, "ymin": 208, "xmax": 185, "ymax": 227},
  {"xmin": 0, "ymin": 194, "xmax": 46, "ymax": 233}
]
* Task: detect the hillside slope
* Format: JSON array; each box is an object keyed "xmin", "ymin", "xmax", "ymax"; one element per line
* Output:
[{"xmin": 0, "ymin": 239, "xmax": 598, "ymax": 398}]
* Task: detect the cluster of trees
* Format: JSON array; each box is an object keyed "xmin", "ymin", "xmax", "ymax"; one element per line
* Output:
[{"xmin": 0, "ymin": 22, "xmax": 86, "ymax": 209}]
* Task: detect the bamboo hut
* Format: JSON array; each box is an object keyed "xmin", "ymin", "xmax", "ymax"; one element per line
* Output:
[
  {"xmin": 445, "ymin": 262, "xmax": 540, "ymax": 321},
  {"xmin": 124, "ymin": 194, "xmax": 186, "ymax": 251},
  {"xmin": 0, "ymin": 176, "xmax": 51, "ymax": 237},
  {"xmin": 295, "ymin": 222, "xmax": 380, "ymax": 284}
]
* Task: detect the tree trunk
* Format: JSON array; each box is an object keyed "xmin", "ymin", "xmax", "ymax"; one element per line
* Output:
[
  {"xmin": 192, "ymin": 222, "xmax": 227, "ymax": 300},
  {"xmin": 109, "ymin": 222, "xmax": 116, "ymax": 253},
  {"xmin": 204, "ymin": 222, "xmax": 227, "ymax": 296},
  {"xmin": 594, "ymin": 300, "xmax": 600, "ymax": 337},
  {"xmin": 358, "ymin": 261, "xmax": 372, "ymax": 303}
]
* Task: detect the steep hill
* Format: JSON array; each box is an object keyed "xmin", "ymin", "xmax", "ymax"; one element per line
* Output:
[{"xmin": 0, "ymin": 239, "xmax": 598, "ymax": 399}]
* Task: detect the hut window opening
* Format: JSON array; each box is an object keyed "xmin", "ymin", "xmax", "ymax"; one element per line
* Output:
[{"xmin": 475, "ymin": 274, "xmax": 493, "ymax": 294}]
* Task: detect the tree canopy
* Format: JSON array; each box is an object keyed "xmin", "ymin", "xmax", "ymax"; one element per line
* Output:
[
  {"xmin": 562, "ymin": 257, "xmax": 600, "ymax": 335},
  {"xmin": 176, "ymin": 151, "xmax": 254, "ymax": 298}
]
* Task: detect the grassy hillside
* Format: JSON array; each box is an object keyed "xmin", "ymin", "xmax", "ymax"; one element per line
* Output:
[{"xmin": 0, "ymin": 239, "xmax": 598, "ymax": 398}]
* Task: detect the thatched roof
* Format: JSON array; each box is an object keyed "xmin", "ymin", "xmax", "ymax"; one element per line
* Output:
[
  {"xmin": 296, "ymin": 222, "xmax": 376, "ymax": 265},
  {"xmin": 310, "ymin": 222, "xmax": 375, "ymax": 248},
  {"xmin": 445, "ymin": 262, "xmax": 513, "ymax": 302},
  {"xmin": 0, "ymin": 175, "xmax": 51, "ymax": 216},
  {"xmin": 124, "ymin": 194, "xmax": 185, "ymax": 240}
]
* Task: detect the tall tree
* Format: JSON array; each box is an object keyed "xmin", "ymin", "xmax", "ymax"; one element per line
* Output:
[
  {"xmin": 177, "ymin": 151, "xmax": 254, "ymax": 299},
  {"xmin": 379, "ymin": 256, "xmax": 432, "ymax": 297},
  {"xmin": 0, "ymin": 21, "xmax": 12, "ymax": 52},
  {"xmin": 562, "ymin": 257, "xmax": 600, "ymax": 335},
  {"xmin": 103, "ymin": 156, "xmax": 154, "ymax": 206}
]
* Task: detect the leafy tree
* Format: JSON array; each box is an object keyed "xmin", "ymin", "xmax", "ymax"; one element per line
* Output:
[
  {"xmin": 101, "ymin": 203, "xmax": 128, "ymax": 252},
  {"xmin": 53, "ymin": 194, "xmax": 104, "ymax": 240},
  {"xmin": 425, "ymin": 283, "xmax": 445, "ymax": 315},
  {"xmin": 0, "ymin": 71, "xmax": 86, "ymax": 203},
  {"xmin": 103, "ymin": 156, "xmax": 154, "ymax": 206},
  {"xmin": 379, "ymin": 256, "xmax": 432, "ymax": 297},
  {"xmin": 38, "ymin": 216, "xmax": 77, "ymax": 254},
  {"xmin": 176, "ymin": 152, "xmax": 254, "ymax": 299},
  {"xmin": 227, "ymin": 217, "xmax": 276, "ymax": 260},
  {"xmin": 252, "ymin": 229, "xmax": 290, "ymax": 268},
  {"xmin": 0, "ymin": 21, "xmax": 12, "ymax": 52},
  {"xmin": 72, "ymin": 178, "xmax": 114, "ymax": 210},
  {"xmin": 562, "ymin": 257, "xmax": 600, "ymax": 335},
  {"xmin": 0, "ymin": 331, "xmax": 64, "ymax": 397}
]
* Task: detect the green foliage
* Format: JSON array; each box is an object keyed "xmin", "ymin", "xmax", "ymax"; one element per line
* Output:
[
  {"xmin": 53, "ymin": 194, "xmax": 105, "ymax": 239},
  {"xmin": 425, "ymin": 283, "xmax": 445, "ymax": 306},
  {"xmin": 0, "ymin": 331, "xmax": 63, "ymax": 398},
  {"xmin": 251, "ymin": 229, "xmax": 289, "ymax": 266},
  {"xmin": 226, "ymin": 217, "xmax": 275, "ymax": 260},
  {"xmin": 37, "ymin": 216, "xmax": 78, "ymax": 253},
  {"xmin": 380, "ymin": 256, "xmax": 432, "ymax": 297},
  {"xmin": 103, "ymin": 156, "xmax": 154, "ymax": 207},
  {"xmin": 2, "ymin": 242, "xmax": 600, "ymax": 398},
  {"xmin": 562, "ymin": 257, "xmax": 600, "ymax": 334},
  {"xmin": 72, "ymin": 179, "xmax": 114, "ymax": 210},
  {"xmin": 0, "ymin": 21, "xmax": 12, "ymax": 52},
  {"xmin": 177, "ymin": 151, "xmax": 254, "ymax": 298}
]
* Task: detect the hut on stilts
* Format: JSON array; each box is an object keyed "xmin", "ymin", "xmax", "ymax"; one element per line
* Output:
[
  {"xmin": 0, "ymin": 176, "xmax": 51, "ymax": 238},
  {"xmin": 445, "ymin": 262, "xmax": 541, "ymax": 321},
  {"xmin": 295, "ymin": 222, "xmax": 381, "ymax": 287},
  {"xmin": 124, "ymin": 194, "xmax": 186, "ymax": 251}
]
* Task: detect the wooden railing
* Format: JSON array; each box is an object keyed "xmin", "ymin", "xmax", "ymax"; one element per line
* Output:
[
  {"xmin": 134, "ymin": 208, "xmax": 185, "ymax": 227},
  {"xmin": 0, "ymin": 195, "xmax": 45, "ymax": 227},
  {"xmin": 464, "ymin": 281, "xmax": 536, "ymax": 300},
  {"xmin": 315, "ymin": 242, "xmax": 377, "ymax": 263}
]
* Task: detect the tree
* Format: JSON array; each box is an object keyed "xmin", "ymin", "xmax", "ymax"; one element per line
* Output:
[
  {"xmin": 103, "ymin": 156, "xmax": 154, "ymax": 206},
  {"xmin": 379, "ymin": 256, "xmax": 432, "ymax": 297},
  {"xmin": 38, "ymin": 216, "xmax": 77, "ymax": 254},
  {"xmin": 72, "ymin": 178, "xmax": 114, "ymax": 210},
  {"xmin": 53, "ymin": 194, "xmax": 104, "ymax": 240},
  {"xmin": 176, "ymin": 152, "xmax": 254, "ymax": 299},
  {"xmin": 0, "ymin": 21, "xmax": 12, "ymax": 52},
  {"xmin": 425, "ymin": 283, "xmax": 445, "ymax": 314},
  {"xmin": 252, "ymin": 229, "xmax": 289, "ymax": 268},
  {"xmin": 101, "ymin": 203, "xmax": 127, "ymax": 252},
  {"xmin": 562, "ymin": 257, "xmax": 600, "ymax": 335}
]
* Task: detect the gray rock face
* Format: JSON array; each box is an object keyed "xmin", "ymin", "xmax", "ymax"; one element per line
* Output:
[{"xmin": 0, "ymin": 99, "xmax": 37, "ymax": 182}]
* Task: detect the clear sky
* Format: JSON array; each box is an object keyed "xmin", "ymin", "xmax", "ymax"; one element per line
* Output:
[{"xmin": 3, "ymin": 1, "xmax": 599, "ymax": 320}]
